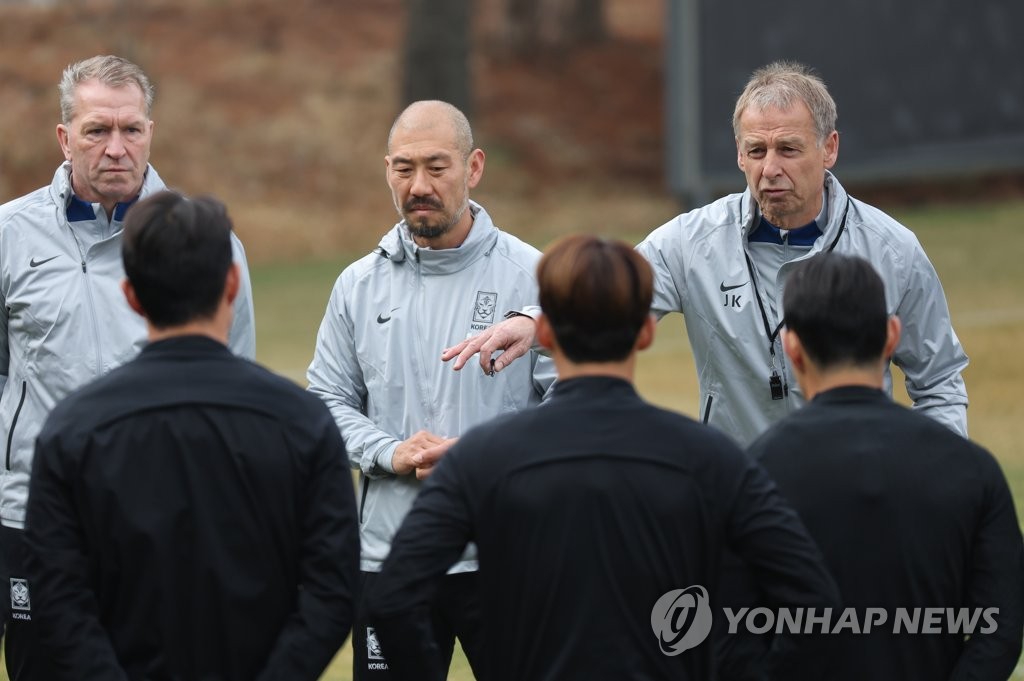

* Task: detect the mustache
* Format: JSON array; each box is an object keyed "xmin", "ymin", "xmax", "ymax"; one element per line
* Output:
[{"xmin": 404, "ymin": 198, "xmax": 443, "ymax": 212}]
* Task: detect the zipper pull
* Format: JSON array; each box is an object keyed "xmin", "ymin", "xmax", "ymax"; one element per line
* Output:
[{"xmin": 81, "ymin": 260, "xmax": 87, "ymax": 273}]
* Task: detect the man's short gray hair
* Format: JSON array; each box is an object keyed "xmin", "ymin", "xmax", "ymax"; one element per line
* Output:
[
  {"xmin": 732, "ymin": 61, "xmax": 837, "ymax": 145},
  {"xmin": 59, "ymin": 55, "xmax": 154, "ymax": 124}
]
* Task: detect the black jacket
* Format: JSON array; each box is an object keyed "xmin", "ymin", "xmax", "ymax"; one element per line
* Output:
[
  {"xmin": 368, "ymin": 376, "xmax": 839, "ymax": 681},
  {"xmin": 26, "ymin": 336, "xmax": 359, "ymax": 681},
  {"xmin": 734, "ymin": 386, "xmax": 1024, "ymax": 680}
]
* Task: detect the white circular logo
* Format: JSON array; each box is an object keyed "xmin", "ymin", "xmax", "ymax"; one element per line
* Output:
[{"xmin": 651, "ymin": 585, "xmax": 713, "ymax": 656}]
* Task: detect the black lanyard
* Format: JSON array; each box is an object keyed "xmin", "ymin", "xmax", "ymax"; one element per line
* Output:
[{"xmin": 743, "ymin": 198, "xmax": 851, "ymax": 400}]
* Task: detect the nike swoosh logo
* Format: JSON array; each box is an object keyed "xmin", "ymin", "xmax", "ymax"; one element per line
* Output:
[
  {"xmin": 376, "ymin": 307, "xmax": 400, "ymax": 324},
  {"xmin": 30, "ymin": 255, "xmax": 60, "ymax": 268},
  {"xmin": 720, "ymin": 281, "xmax": 748, "ymax": 292}
]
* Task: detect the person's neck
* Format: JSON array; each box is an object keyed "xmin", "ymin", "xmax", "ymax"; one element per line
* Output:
[
  {"xmin": 70, "ymin": 181, "xmax": 139, "ymax": 222},
  {"xmin": 553, "ymin": 354, "xmax": 636, "ymax": 383},
  {"xmin": 800, "ymin": 367, "xmax": 883, "ymax": 401},
  {"xmin": 760, "ymin": 190, "xmax": 825, "ymax": 230},
  {"xmin": 147, "ymin": 315, "xmax": 230, "ymax": 346}
]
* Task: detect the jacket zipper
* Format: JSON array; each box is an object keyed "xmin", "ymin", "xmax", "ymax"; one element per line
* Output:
[
  {"xmin": 411, "ymin": 250, "xmax": 436, "ymax": 431},
  {"xmin": 702, "ymin": 394, "xmax": 714, "ymax": 424},
  {"xmin": 64, "ymin": 214, "xmax": 106, "ymax": 375},
  {"xmin": 358, "ymin": 475, "xmax": 370, "ymax": 524},
  {"xmin": 5, "ymin": 382, "xmax": 27, "ymax": 470}
]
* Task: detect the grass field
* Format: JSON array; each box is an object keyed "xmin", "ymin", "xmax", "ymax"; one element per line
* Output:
[
  {"xmin": 2, "ymin": 198, "xmax": 1019, "ymax": 681},
  {"xmin": 244, "ymin": 197, "xmax": 1024, "ymax": 681}
]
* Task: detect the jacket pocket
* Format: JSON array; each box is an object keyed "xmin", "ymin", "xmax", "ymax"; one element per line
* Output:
[
  {"xmin": 702, "ymin": 393, "xmax": 714, "ymax": 425},
  {"xmin": 6, "ymin": 381, "xmax": 27, "ymax": 471}
]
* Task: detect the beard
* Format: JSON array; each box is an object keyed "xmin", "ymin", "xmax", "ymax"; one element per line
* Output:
[
  {"xmin": 404, "ymin": 200, "xmax": 462, "ymax": 239},
  {"xmin": 396, "ymin": 183, "xmax": 470, "ymax": 241}
]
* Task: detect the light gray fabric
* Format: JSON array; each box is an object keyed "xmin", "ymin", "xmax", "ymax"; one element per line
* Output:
[
  {"xmin": 307, "ymin": 202, "xmax": 556, "ymax": 572},
  {"xmin": 0, "ymin": 162, "xmax": 256, "ymax": 528},
  {"xmin": 637, "ymin": 172, "xmax": 968, "ymax": 445}
]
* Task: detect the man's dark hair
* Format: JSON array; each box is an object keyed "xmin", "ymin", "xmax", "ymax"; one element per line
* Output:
[
  {"xmin": 122, "ymin": 191, "xmax": 233, "ymax": 328},
  {"xmin": 783, "ymin": 253, "xmax": 889, "ymax": 369},
  {"xmin": 537, "ymin": 234, "xmax": 653, "ymax": 363}
]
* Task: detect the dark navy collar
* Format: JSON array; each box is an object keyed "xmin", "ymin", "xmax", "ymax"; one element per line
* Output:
[
  {"xmin": 812, "ymin": 385, "xmax": 889, "ymax": 405},
  {"xmin": 66, "ymin": 193, "xmax": 139, "ymax": 222},
  {"xmin": 141, "ymin": 334, "xmax": 232, "ymax": 358},
  {"xmin": 748, "ymin": 216, "xmax": 822, "ymax": 246}
]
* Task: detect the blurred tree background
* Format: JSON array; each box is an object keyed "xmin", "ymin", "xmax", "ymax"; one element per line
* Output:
[{"xmin": 0, "ymin": 0, "xmax": 670, "ymax": 263}]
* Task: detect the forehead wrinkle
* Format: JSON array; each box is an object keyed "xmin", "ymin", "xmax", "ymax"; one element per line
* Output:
[
  {"xmin": 740, "ymin": 128, "xmax": 811, "ymax": 147},
  {"xmin": 390, "ymin": 150, "xmax": 454, "ymax": 165},
  {"xmin": 79, "ymin": 110, "xmax": 148, "ymax": 126}
]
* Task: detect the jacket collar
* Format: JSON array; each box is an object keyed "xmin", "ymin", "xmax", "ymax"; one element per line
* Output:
[
  {"xmin": 549, "ymin": 375, "xmax": 641, "ymax": 403},
  {"xmin": 739, "ymin": 171, "xmax": 849, "ymax": 249},
  {"xmin": 375, "ymin": 201, "xmax": 500, "ymax": 274},
  {"xmin": 141, "ymin": 334, "xmax": 232, "ymax": 359},
  {"xmin": 811, "ymin": 384, "xmax": 890, "ymax": 406},
  {"xmin": 48, "ymin": 161, "xmax": 168, "ymax": 223}
]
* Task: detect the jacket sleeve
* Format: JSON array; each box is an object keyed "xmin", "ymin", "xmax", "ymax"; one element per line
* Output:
[
  {"xmin": 364, "ymin": 446, "xmax": 474, "ymax": 681},
  {"xmin": 950, "ymin": 452, "xmax": 1024, "ymax": 679},
  {"xmin": 256, "ymin": 410, "xmax": 360, "ymax": 681},
  {"xmin": 227, "ymin": 235, "xmax": 257, "ymax": 360},
  {"xmin": 25, "ymin": 433, "xmax": 131, "ymax": 681},
  {"xmin": 636, "ymin": 221, "xmax": 687, "ymax": 319},
  {"xmin": 723, "ymin": 455, "xmax": 842, "ymax": 677},
  {"xmin": 891, "ymin": 243, "xmax": 968, "ymax": 436},
  {"xmin": 307, "ymin": 279, "xmax": 401, "ymax": 477},
  {"xmin": 530, "ymin": 349, "xmax": 557, "ymax": 399}
]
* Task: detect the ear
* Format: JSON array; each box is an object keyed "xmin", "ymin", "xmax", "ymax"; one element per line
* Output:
[
  {"xmin": 635, "ymin": 314, "xmax": 656, "ymax": 352},
  {"xmin": 121, "ymin": 279, "xmax": 146, "ymax": 318},
  {"xmin": 781, "ymin": 328, "xmax": 806, "ymax": 373},
  {"xmin": 535, "ymin": 313, "xmax": 557, "ymax": 352},
  {"xmin": 56, "ymin": 124, "xmax": 72, "ymax": 161},
  {"xmin": 735, "ymin": 138, "xmax": 745, "ymax": 173},
  {"xmin": 224, "ymin": 263, "xmax": 240, "ymax": 306},
  {"xmin": 823, "ymin": 130, "xmax": 839, "ymax": 169},
  {"xmin": 466, "ymin": 148, "xmax": 485, "ymax": 189},
  {"xmin": 883, "ymin": 315, "xmax": 901, "ymax": 360}
]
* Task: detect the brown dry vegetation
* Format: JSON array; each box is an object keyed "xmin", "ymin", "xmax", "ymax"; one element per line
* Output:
[{"xmin": 0, "ymin": 0, "xmax": 674, "ymax": 263}]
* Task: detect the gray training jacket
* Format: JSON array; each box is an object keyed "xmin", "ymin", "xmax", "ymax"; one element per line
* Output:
[
  {"xmin": 0, "ymin": 163, "xmax": 256, "ymax": 529},
  {"xmin": 307, "ymin": 203, "xmax": 556, "ymax": 572},
  {"xmin": 636, "ymin": 171, "xmax": 968, "ymax": 446}
]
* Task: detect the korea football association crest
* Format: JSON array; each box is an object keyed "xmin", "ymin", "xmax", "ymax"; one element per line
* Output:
[
  {"xmin": 366, "ymin": 626, "xmax": 385, "ymax": 660},
  {"xmin": 10, "ymin": 577, "xmax": 31, "ymax": 612},
  {"xmin": 473, "ymin": 291, "xmax": 498, "ymax": 325}
]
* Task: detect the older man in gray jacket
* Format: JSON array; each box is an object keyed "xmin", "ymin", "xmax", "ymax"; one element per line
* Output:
[
  {"xmin": 307, "ymin": 100, "xmax": 555, "ymax": 681},
  {"xmin": 0, "ymin": 55, "xmax": 256, "ymax": 681},
  {"xmin": 444, "ymin": 61, "xmax": 968, "ymax": 446}
]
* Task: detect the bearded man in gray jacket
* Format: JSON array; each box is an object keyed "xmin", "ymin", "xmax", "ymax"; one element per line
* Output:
[
  {"xmin": 307, "ymin": 100, "xmax": 555, "ymax": 681},
  {"xmin": 0, "ymin": 55, "xmax": 256, "ymax": 681},
  {"xmin": 444, "ymin": 61, "xmax": 968, "ymax": 446}
]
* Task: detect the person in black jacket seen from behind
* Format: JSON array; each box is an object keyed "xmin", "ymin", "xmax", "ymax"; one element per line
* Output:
[
  {"xmin": 24, "ymin": 191, "xmax": 359, "ymax": 681},
  {"xmin": 728, "ymin": 253, "xmax": 1024, "ymax": 679},
  {"xmin": 367, "ymin": 234, "xmax": 841, "ymax": 681}
]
